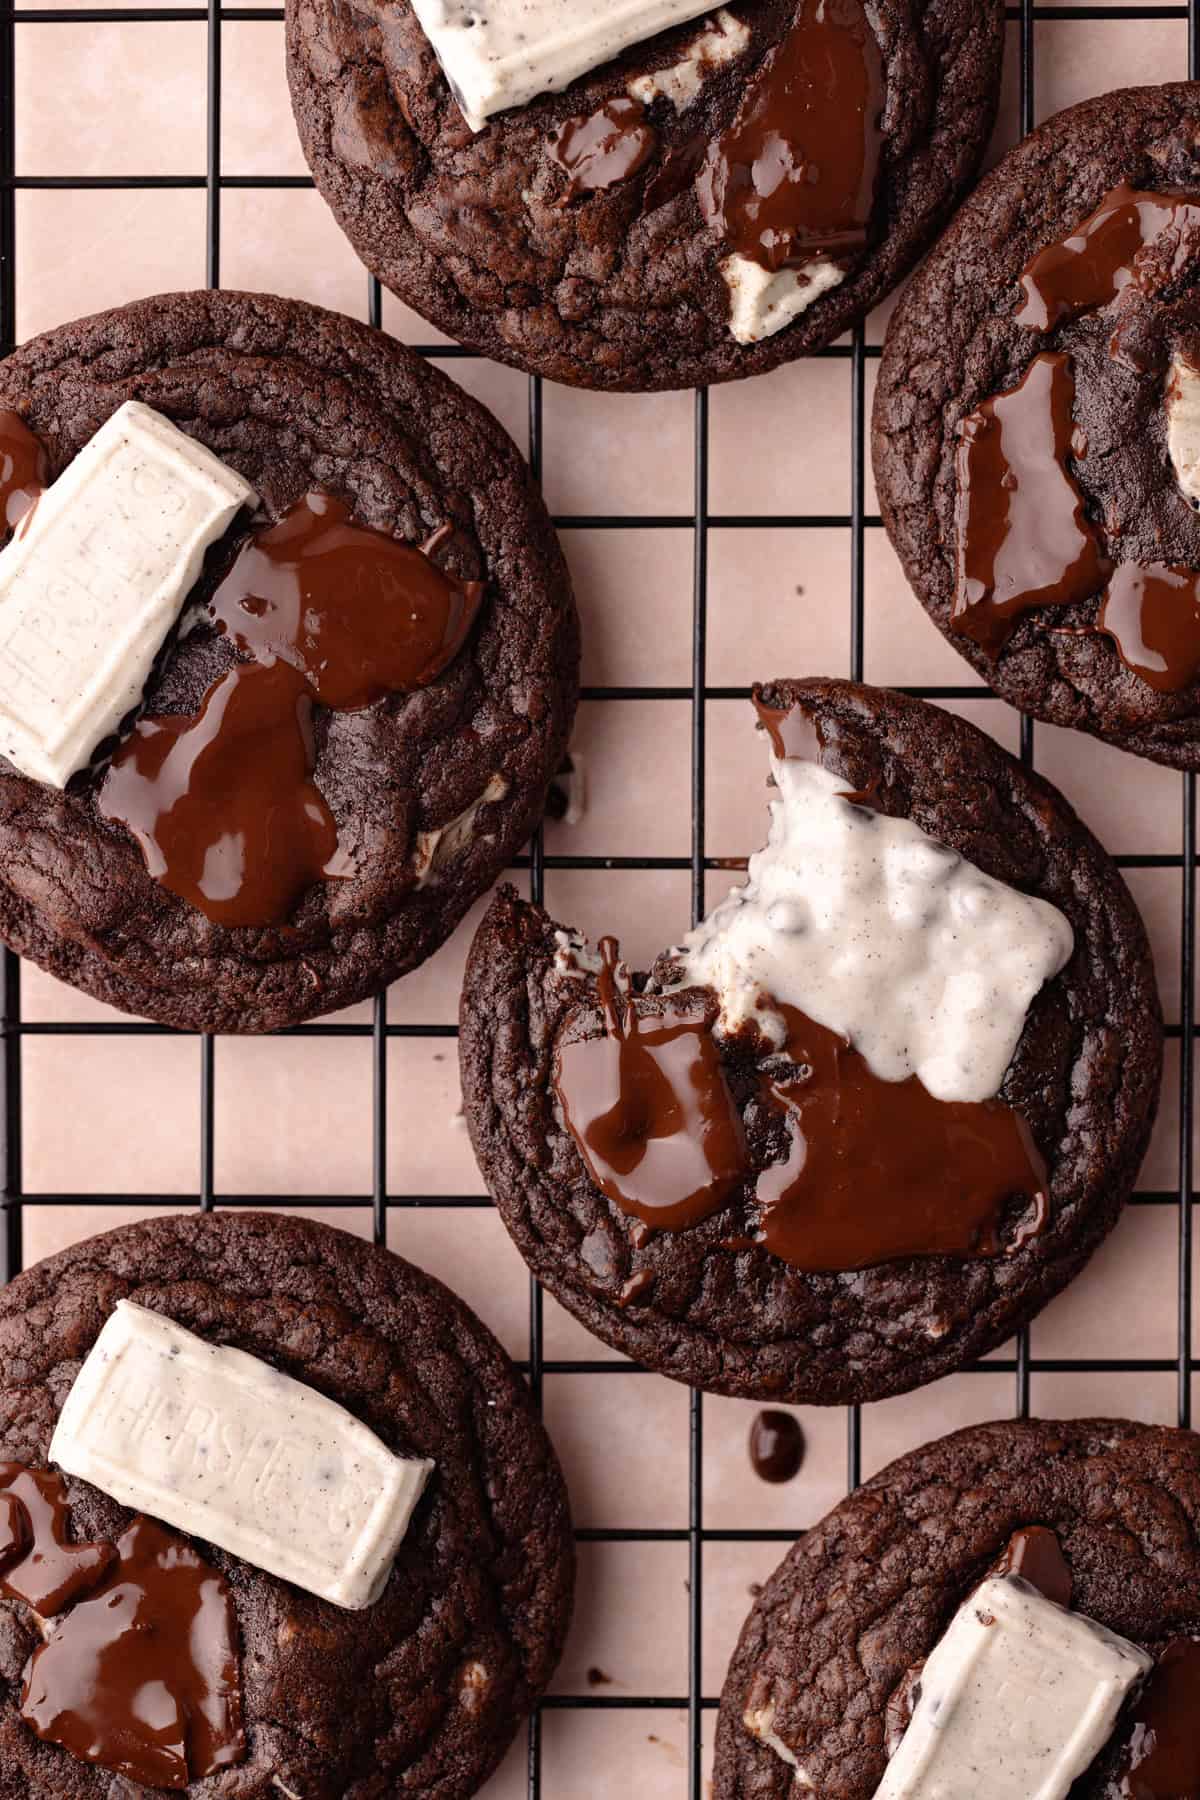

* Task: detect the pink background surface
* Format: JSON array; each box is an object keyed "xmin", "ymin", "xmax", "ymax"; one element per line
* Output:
[{"xmin": 9, "ymin": 4, "xmax": 1198, "ymax": 1794}]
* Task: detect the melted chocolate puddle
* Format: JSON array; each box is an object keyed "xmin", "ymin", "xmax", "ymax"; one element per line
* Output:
[
  {"xmin": 1096, "ymin": 562, "xmax": 1200, "ymax": 692},
  {"xmin": 22, "ymin": 1515, "xmax": 244, "ymax": 1790},
  {"xmin": 991, "ymin": 1524, "xmax": 1072, "ymax": 1609},
  {"xmin": 98, "ymin": 489, "xmax": 484, "ymax": 927},
  {"xmin": 696, "ymin": 0, "xmax": 883, "ymax": 272},
  {"xmin": 549, "ymin": 98, "xmax": 657, "ymax": 200},
  {"xmin": 0, "ymin": 410, "xmax": 47, "ymax": 531},
  {"xmin": 752, "ymin": 1004, "xmax": 1048, "ymax": 1273},
  {"xmin": 100, "ymin": 659, "xmax": 346, "ymax": 928},
  {"xmin": 1016, "ymin": 184, "xmax": 1200, "ymax": 333},
  {"xmin": 953, "ymin": 184, "xmax": 1200, "ymax": 683},
  {"xmin": 553, "ymin": 938, "xmax": 749, "ymax": 1230},
  {"xmin": 1108, "ymin": 1637, "xmax": 1200, "ymax": 1796},
  {"xmin": 953, "ymin": 351, "xmax": 1110, "ymax": 654},
  {"xmin": 0, "ymin": 1465, "xmax": 116, "ymax": 1616},
  {"xmin": 208, "ymin": 492, "xmax": 484, "ymax": 709}
]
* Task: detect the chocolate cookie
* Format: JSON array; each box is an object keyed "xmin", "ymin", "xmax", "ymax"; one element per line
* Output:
[
  {"xmin": 285, "ymin": 0, "xmax": 1005, "ymax": 391},
  {"xmin": 459, "ymin": 678, "xmax": 1162, "ymax": 1404},
  {"xmin": 0, "ymin": 1210, "xmax": 574, "ymax": 1799},
  {"xmin": 0, "ymin": 290, "xmax": 578, "ymax": 1030},
  {"xmin": 874, "ymin": 83, "xmax": 1200, "ymax": 769},
  {"xmin": 714, "ymin": 1418, "xmax": 1200, "ymax": 1798}
]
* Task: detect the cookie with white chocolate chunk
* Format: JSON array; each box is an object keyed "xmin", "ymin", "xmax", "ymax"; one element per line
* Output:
[
  {"xmin": 0, "ymin": 1210, "xmax": 574, "ymax": 1799},
  {"xmin": 714, "ymin": 1419, "xmax": 1200, "ymax": 1798},
  {"xmin": 874, "ymin": 82, "xmax": 1200, "ymax": 769},
  {"xmin": 285, "ymin": 0, "xmax": 1005, "ymax": 390},
  {"xmin": 0, "ymin": 290, "xmax": 577, "ymax": 1030},
  {"xmin": 459, "ymin": 679, "xmax": 1161, "ymax": 1404}
]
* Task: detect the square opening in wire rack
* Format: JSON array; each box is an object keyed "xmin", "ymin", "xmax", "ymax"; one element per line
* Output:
[{"xmin": 2, "ymin": 6, "xmax": 1198, "ymax": 1798}]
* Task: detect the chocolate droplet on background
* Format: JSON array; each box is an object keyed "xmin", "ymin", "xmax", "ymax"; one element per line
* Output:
[{"xmin": 749, "ymin": 1410, "xmax": 805, "ymax": 1483}]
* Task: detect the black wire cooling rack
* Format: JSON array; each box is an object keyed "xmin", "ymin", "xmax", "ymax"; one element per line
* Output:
[{"xmin": 0, "ymin": 4, "xmax": 1197, "ymax": 1794}]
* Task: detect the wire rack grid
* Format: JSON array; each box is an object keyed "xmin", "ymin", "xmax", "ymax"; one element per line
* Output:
[{"xmin": 0, "ymin": 3, "xmax": 1197, "ymax": 1795}]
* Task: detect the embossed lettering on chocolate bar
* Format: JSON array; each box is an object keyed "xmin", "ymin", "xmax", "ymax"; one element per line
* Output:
[{"xmin": 51, "ymin": 1300, "xmax": 435, "ymax": 1609}]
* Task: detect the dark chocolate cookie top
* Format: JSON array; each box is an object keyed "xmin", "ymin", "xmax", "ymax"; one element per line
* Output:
[
  {"xmin": 0, "ymin": 290, "xmax": 578, "ymax": 1031},
  {"xmin": 286, "ymin": 0, "xmax": 1004, "ymax": 391},
  {"xmin": 714, "ymin": 1418, "xmax": 1200, "ymax": 1798},
  {"xmin": 459, "ymin": 679, "xmax": 1161, "ymax": 1404},
  {"xmin": 874, "ymin": 82, "xmax": 1200, "ymax": 769},
  {"xmin": 0, "ymin": 1210, "xmax": 574, "ymax": 1800}
]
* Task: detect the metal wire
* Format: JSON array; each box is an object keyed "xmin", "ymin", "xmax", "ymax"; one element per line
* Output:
[{"xmin": 0, "ymin": 5, "xmax": 1196, "ymax": 1795}]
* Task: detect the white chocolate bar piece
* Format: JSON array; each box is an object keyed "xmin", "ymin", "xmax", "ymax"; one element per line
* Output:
[
  {"xmin": 50, "ymin": 1300, "xmax": 434, "ymax": 1610},
  {"xmin": 0, "ymin": 401, "xmax": 256, "ymax": 788},
  {"xmin": 627, "ymin": 9, "xmax": 749, "ymax": 109},
  {"xmin": 720, "ymin": 255, "xmax": 846, "ymax": 346},
  {"xmin": 874, "ymin": 1575, "xmax": 1151, "ymax": 1800},
  {"xmin": 409, "ymin": 0, "xmax": 716, "ymax": 131}
]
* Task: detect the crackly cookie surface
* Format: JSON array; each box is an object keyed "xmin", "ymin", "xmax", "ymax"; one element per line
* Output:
[
  {"xmin": 713, "ymin": 1419, "xmax": 1200, "ymax": 1797},
  {"xmin": 459, "ymin": 679, "xmax": 1161, "ymax": 1404},
  {"xmin": 874, "ymin": 83, "xmax": 1200, "ymax": 769},
  {"xmin": 0, "ymin": 290, "xmax": 578, "ymax": 1031},
  {"xmin": 0, "ymin": 1211, "xmax": 574, "ymax": 1799},
  {"xmin": 286, "ymin": 0, "xmax": 1004, "ymax": 390}
]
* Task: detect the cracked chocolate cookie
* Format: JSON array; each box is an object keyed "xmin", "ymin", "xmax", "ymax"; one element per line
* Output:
[
  {"xmin": 285, "ymin": 0, "xmax": 1005, "ymax": 391},
  {"xmin": 459, "ymin": 678, "xmax": 1161, "ymax": 1404},
  {"xmin": 0, "ymin": 1210, "xmax": 574, "ymax": 1799},
  {"xmin": 874, "ymin": 82, "xmax": 1200, "ymax": 770},
  {"xmin": 0, "ymin": 290, "xmax": 578, "ymax": 1031},
  {"xmin": 714, "ymin": 1419, "xmax": 1200, "ymax": 1798}
]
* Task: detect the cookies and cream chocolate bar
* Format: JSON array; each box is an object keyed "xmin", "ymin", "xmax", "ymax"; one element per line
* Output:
[
  {"xmin": 408, "ymin": 0, "xmax": 716, "ymax": 131},
  {"xmin": 673, "ymin": 744, "xmax": 1074, "ymax": 1106},
  {"xmin": 875, "ymin": 1574, "xmax": 1151, "ymax": 1799},
  {"xmin": 50, "ymin": 1300, "xmax": 434, "ymax": 1610},
  {"xmin": 0, "ymin": 400, "xmax": 255, "ymax": 788}
]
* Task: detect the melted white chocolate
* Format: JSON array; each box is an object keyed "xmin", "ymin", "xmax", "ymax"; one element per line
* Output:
[{"xmin": 673, "ymin": 750, "xmax": 1073, "ymax": 1104}]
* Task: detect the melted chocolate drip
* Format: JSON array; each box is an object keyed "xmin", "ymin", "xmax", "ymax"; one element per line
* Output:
[
  {"xmin": 22, "ymin": 1514, "xmax": 245, "ymax": 1791},
  {"xmin": 1016, "ymin": 184, "xmax": 1200, "ymax": 333},
  {"xmin": 208, "ymin": 491, "xmax": 485, "ymax": 710},
  {"xmin": 1106, "ymin": 1637, "xmax": 1200, "ymax": 1797},
  {"xmin": 552, "ymin": 939, "xmax": 749, "ymax": 1230},
  {"xmin": 0, "ymin": 1465, "xmax": 116, "ymax": 1617},
  {"xmin": 549, "ymin": 97, "xmax": 657, "ymax": 199},
  {"xmin": 99, "ymin": 659, "xmax": 346, "ymax": 928},
  {"xmin": 992, "ymin": 1525, "xmax": 1073, "ymax": 1609},
  {"xmin": 953, "ymin": 351, "xmax": 1110, "ymax": 654},
  {"xmin": 1097, "ymin": 562, "xmax": 1200, "ymax": 692},
  {"xmin": 0, "ymin": 1491, "xmax": 29, "ymax": 1565},
  {"xmin": 748, "ymin": 1410, "xmax": 805, "ymax": 1484},
  {"xmin": 696, "ymin": 0, "xmax": 883, "ymax": 273},
  {"xmin": 752, "ymin": 1005, "xmax": 1049, "ymax": 1272},
  {"xmin": 0, "ymin": 410, "xmax": 47, "ymax": 531},
  {"xmin": 753, "ymin": 693, "xmax": 825, "ymax": 762}
]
